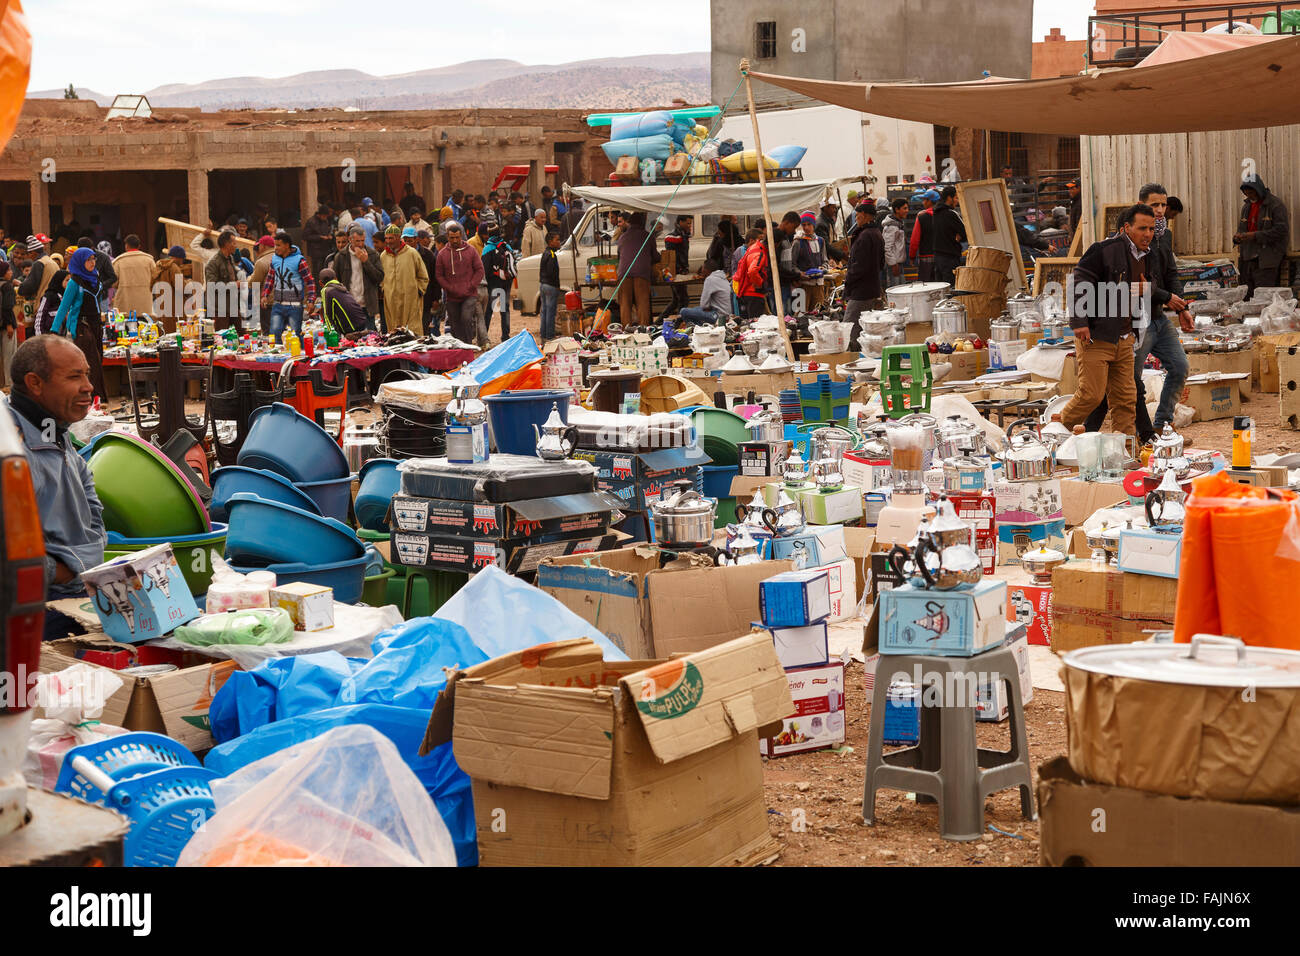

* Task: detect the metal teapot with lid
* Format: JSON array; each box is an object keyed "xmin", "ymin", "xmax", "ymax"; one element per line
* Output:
[
  {"xmin": 782, "ymin": 447, "xmax": 810, "ymax": 486},
  {"xmin": 1144, "ymin": 469, "xmax": 1187, "ymax": 531},
  {"xmin": 717, "ymin": 524, "xmax": 763, "ymax": 566},
  {"xmin": 532, "ymin": 402, "xmax": 580, "ymax": 461},
  {"xmin": 447, "ymin": 368, "xmax": 486, "ymax": 424},
  {"xmin": 998, "ymin": 418, "xmax": 1055, "ymax": 481},
  {"xmin": 733, "ymin": 490, "xmax": 770, "ymax": 530},
  {"xmin": 1149, "ymin": 424, "xmax": 1185, "ymax": 464}
]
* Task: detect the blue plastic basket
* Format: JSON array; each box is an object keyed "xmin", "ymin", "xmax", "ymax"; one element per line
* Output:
[{"xmin": 56, "ymin": 733, "xmax": 217, "ymax": 867}]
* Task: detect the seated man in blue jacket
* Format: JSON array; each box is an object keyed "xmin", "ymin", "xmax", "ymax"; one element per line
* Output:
[{"xmin": 5, "ymin": 335, "xmax": 106, "ymax": 640}]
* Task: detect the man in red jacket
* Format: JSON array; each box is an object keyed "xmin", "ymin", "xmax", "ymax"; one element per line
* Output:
[
  {"xmin": 732, "ymin": 228, "xmax": 771, "ymax": 319},
  {"xmin": 908, "ymin": 189, "xmax": 939, "ymax": 281},
  {"xmin": 435, "ymin": 222, "xmax": 485, "ymax": 344}
]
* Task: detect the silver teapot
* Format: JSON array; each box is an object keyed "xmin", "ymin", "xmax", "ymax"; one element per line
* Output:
[
  {"xmin": 447, "ymin": 368, "xmax": 486, "ymax": 425},
  {"xmin": 812, "ymin": 457, "xmax": 845, "ymax": 492},
  {"xmin": 761, "ymin": 488, "xmax": 806, "ymax": 537},
  {"xmin": 1144, "ymin": 469, "xmax": 1187, "ymax": 530},
  {"xmin": 532, "ymin": 402, "xmax": 579, "ymax": 461},
  {"xmin": 717, "ymin": 524, "xmax": 763, "ymax": 565},
  {"xmin": 782, "ymin": 448, "xmax": 810, "ymax": 486}
]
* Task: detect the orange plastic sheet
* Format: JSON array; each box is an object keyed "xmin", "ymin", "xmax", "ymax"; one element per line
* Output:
[
  {"xmin": 1174, "ymin": 471, "xmax": 1300, "ymax": 647},
  {"xmin": 0, "ymin": 2, "xmax": 32, "ymax": 154}
]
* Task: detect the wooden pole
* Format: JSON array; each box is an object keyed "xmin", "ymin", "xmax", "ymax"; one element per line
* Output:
[{"xmin": 741, "ymin": 59, "xmax": 794, "ymax": 361}]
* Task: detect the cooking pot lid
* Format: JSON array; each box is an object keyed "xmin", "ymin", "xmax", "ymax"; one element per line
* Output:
[
  {"xmin": 1065, "ymin": 637, "xmax": 1300, "ymax": 688},
  {"xmin": 655, "ymin": 485, "xmax": 715, "ymax": 516},
  {"xmin": 1022, "ymin": 546, "xmax": 1065, "ymax": 566}
]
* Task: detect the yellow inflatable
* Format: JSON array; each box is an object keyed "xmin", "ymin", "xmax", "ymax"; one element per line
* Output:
[
  {"xmin": 0, "ymin": 1, "xmax": 31, "ymax": 154},
  {"xmin": 718, "ymin": 149, "xmax": 780, "ymax": 181}
]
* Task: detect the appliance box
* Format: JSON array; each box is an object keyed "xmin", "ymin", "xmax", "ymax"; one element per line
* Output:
[
  {"xmin": 759, "ymin": 662, "xmax": 847, "ymax": 757},
  {"xmin": 878, "ymin": 579, "xmax": 1008, "ymax": 657},
  {"xmin": 760, "ymin": 568, "xmax": 833, "ymax": 628}
]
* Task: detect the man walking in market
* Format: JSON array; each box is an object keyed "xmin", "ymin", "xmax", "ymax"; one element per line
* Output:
[
  {"xmin": 381, "ymin": 225, "xmax": 429, "ymax": 335},
  {"xmin": 930, "ymin": 186, "xmax": 966, "ymax": 287},
  {"xmin": 1085, "ymin": 183, "xmax": 1193, "ymax": 442},
  {"xmin": 260, "ymin": 231, "xmax": 317, "ymax": 339},
  {"xmin": 436, "ymin": 221, "xmax": 484, "ymax": 344},
  {"xmin": 1058, "ymin": 203, "xmax": 1164, "ymax": 440},
  {"xmin": 843, "ymin": 202, "xmax": 886, "ymax": 325},
  {"xmin": 1235, "ymin": 172, "xmax": 1290, "ymax": 298},
  {"xmin": 909, "ymin": 189, "xmax": 939, "ymax": 281}
]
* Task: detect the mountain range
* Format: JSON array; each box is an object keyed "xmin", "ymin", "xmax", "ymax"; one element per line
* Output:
[{"xmin": 30, "ymin": 53, "xmax": 710, "ymax": 111}]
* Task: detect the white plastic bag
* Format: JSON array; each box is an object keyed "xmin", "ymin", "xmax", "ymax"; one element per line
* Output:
[
  {"xmin": 178, "ymin": 725, "xmax": 456, "ymax": 867},
  {"xmin": 22, "ymin": 663, "xmax": 127, "ymax": 789}
]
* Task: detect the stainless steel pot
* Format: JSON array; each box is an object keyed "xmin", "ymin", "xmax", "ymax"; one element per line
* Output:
[
  {"xmin": 1041, "ymin": 315, "xmax": 1071, "ymax": 341},
  {"xmin": 885, "ymin": 281, "xmax": 951, "ymax": 325},
  {"xmin": 1007, "ymin": 292, "xmax": 1042, "ymax": 331},
  {"xmin": 989, "ymin": 313, "xmax": 1020, "ymax": 342},
  {"xmin": 942, "ymin": 456, "xmax": 987, "ymax": 493},
  {"xmin": 932, "ymin": 297, "xmax": 969, "ymax": 336},
  {"xmin": 747, "ymin": 410, "xmax": 786, "ymax": 443},
  {"xmin": 651, "ymin": 480, "xmax": 717, "ymax": 548},
  {"xmin": 1021, "ymin": 546, "xmax": 1067, "ymax": 585},
  {"xmin": 809, "ymin": 425, "xmax": 854, "ymax": 464},
  {"xmin": 935, "ymin": 414, "xmax": 987, "ymax": 459}
]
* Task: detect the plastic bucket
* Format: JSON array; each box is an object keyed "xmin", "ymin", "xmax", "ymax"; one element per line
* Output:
[
  {"xmin": 294, "ymin": 475, "xmax": 354, "ymax": 523},
  {"xmin": 361, "ymin": 568, "xmax": 396, "ymax": 606},
  {"xmin": 209, "ymin": 465, "xmax": 321, "ymax": 522},
  {"xmin": 482, "ymin": 389, "xmax": 573, "ymax": 456},
  {"xmin": 238, "ymin": 402, "xmax": 350, "ymax": 483},
  {"xmin": 702, "ymin": 464, "xmax": 738, "ymax": 498},
  {"xmin": 228, "ymin": 552, "xmax": 370, "ymax": 605},
  {"xmin": 354, "ymin": 459, "xmax": 400, "ymax": 532}
]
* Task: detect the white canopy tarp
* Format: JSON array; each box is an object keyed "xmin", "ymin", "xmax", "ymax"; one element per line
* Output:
[{"xmin": 571, "ymin": 178, "xmax": 847, "ymax": 217}]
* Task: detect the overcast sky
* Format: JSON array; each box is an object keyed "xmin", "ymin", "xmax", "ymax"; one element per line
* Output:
[{"xmin": 27, "ymin": 0, "xmax": 1098, "ymax": 93}]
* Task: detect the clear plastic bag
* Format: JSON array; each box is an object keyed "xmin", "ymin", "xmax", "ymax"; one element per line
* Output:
[
  {"xmin": 173, "ymin": 608, "xmax": 294, "ymax": 647},
  {"xmin": 179, "ymin": 724, "xmax": 457, "ymax": 867}
]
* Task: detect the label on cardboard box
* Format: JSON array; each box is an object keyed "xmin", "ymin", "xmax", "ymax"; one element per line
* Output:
[
  {"xmin": 992, "ymin": 477, "xmax": 1062, "ymax": 524},
  {"xmin": 975, "ymin": 633, "xmax": 1034, "ymax": 721},
  {"xmin": 1005, "ymin": 579, "xmax": 1052, "ymax": 646},
  {"xmin": 759, "ymin": 662, "xmax": 846, "ymax": 757}
]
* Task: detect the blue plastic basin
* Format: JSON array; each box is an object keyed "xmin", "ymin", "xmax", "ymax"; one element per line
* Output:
[
  {"xmin": 238, "ymin": 402, "xmax": 350, "ymax": 483},
  {"xmin": 354, "ymin": 458, "xmax": 400, "ymax": 532},
  {"xmin": 294, "ymin": 475, "xmax": 354, "ymax": 523},
  {"xmin": 228, "ymin": 552, "xmax": 371, "ymax": 605},
  {"xmin": 701, "ymin": 464, "xmax": 738, "ymax": 499},
  {"xmin": 209, "ymin": 465, "xmax": 322, "ymax": 522},
  {"xmin": 482, "ymin": 389, "xmax": 573, "ymax": 456},
  {"xmin": 224, "ymin": 493, "xmax": 363, "ymax": 566}
]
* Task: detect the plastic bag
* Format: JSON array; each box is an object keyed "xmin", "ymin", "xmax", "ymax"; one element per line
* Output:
[
  {"xmin": 464, "ymin": 330, "xmax": 543, "ymax": 396},
  {"xmin": 435, "ymin": 564, "xmax": 629, "ymax": 660},
  {"xmin": 209, "ymin": 651, "xmax": 366, "ymax": 744},
  {"xmin": 173, "ymin": 608, "xmax": 293, "ymax": 648},
  {"xmin": 204, "ymin": 703, "xmax": 477, "ymax": 866},
  {"xmin": 180, "ymin": 725, "xmax": 456, "ymax": 866},
  {"xmin": 22, "ymin": 663, "xmax": 128, "ymax": 789}
]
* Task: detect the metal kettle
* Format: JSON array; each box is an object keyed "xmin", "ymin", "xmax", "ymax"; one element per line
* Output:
[
  {"xmin": 716, "ymin": 524, "xmax": 763, "ymax": 565},
  {"xmin": 532, "ymin": 402, "xmax": 579, "ymax": 460},
  {"xmin": 1144, "ymin": 468, "xmax": 1187, "ymax": 530}
]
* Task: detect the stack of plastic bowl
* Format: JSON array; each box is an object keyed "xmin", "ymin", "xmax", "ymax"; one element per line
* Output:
[
  {"xmin": 237, "ymin": 403, "xmax": 353, "ymax": 521},
  {"xmin": 223, "ymin": 493, "xmax": 371, "ymax": 604}
]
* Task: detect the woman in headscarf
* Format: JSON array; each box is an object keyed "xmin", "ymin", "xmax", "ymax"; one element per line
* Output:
[{"xmin": 49, "ymin": 247, "xmax": 107, "ymax": 400}]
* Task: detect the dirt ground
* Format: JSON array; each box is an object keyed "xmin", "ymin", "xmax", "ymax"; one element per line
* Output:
[{"xmin": 760, "ymin": 660, "xmax": 1066, "ymax": 867}]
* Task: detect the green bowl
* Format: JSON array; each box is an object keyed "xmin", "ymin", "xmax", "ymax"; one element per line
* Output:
[
  {"xmin": 89, "ymin": 433, "xmax": 210, "ymax": 539},
  {"xmin": 104, "ymin": 525, "xmax": 228, "ymax": 597},
  {"xmin": 689, "ymin": 407, "xmax": 749, "ymax": 467}
]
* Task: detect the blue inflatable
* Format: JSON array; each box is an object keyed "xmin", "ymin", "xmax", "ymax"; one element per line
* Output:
[
  {"xmin": 601, "ymin": 134, "xmax": 674, "ymax": 164},
  {"xmin": 609, "ymin": 110, "xmax": 673, "ymax": 141}
]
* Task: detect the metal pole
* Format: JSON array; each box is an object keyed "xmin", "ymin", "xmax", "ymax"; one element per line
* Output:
[{"xmin": 740, "ymin": 59, "xmax": 795, "ymax": 361}]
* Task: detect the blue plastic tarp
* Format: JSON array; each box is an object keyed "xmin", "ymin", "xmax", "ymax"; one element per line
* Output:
[
  {"xmin": 434, "ymin": 565, "xmax": 628, "ymax": 661},
  {"xmin": 464, "ymin": 330, "xmax": 542, "ymax": 386}
]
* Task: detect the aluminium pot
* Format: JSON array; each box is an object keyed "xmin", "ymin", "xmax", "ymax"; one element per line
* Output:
[
  {"xmin": 651, "ymin": 480, "xmax": 716, "ymax": 548},
  {"xmin": 932, "ymin": 297, "xmax": 969, "ymax": 336},
  {"xmin": 1006, "ymin": 292, "xmax": 1042, "ymax": 331},
  {"xmin": 988, "ymin": 313, "xmax": 1020, "ymax": 342},
  {"xmin": 885, "ymin": 281, "xmax": 951, "ymax": 325},
  {"xmin": 747, "ymin": 410, "xmax": 786, "ymax": 443},
  {"xmin": 935, "ymin": 414, "xmax": 987, "ymax": 460}
]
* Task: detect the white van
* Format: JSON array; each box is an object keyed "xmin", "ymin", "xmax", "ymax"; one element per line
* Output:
[{"xmin": 515, "ymin": 179, "xmax": 844, "ymax": 314}]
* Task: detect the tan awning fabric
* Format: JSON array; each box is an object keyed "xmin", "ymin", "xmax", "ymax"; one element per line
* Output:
[
  {"xmin": 746, "ymin": 34, "xmax": 1300, "ymax": 135},
  {"xmin": 1133, "ymin": 31, "xmax": 1285, "ymax": 68}
]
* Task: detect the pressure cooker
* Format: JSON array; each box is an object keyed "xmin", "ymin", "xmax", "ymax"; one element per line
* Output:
[
  {"xmin": 932, "ymin": 298, "xmax": 969, "ymax": 337},
  {"xmin": 651, "ymin": 480, "xmax": 717, "ymax": 548},
  {"xmin": 935, "ymin": 415, "xmax": 987, "ymax": 460},
  {"xmin": 989, "ymin": 312, "xmax": 1020, "ymax": 342}
]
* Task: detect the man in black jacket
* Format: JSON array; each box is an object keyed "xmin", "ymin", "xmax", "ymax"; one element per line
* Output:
[
  {"xmin": 331, "ymin": 225, "xmax": 384, "ymax": 321},
  {"xmin": 1085, "ymin": 183, "xmax": 1192, "ymax": 440},
  {"xmin": 411, "ymin": 228, "xmax": 440, "ymax": 335},
  {"xmin": 1235, "ymin": 172, "xmax": 1290, "ymax": 298},
  {"xmin": 930, "ymin": 186, "xmax": 966, "ymax": 286},
  {"xmin": 1058, "ymin": 203, "xmax": 1164, "ymax": 439},
  {"xmin": 843, "ymin": 204, "xmax": 885, "ymax": 325}
]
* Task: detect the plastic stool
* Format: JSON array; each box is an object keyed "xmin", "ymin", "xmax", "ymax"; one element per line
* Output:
[
  {"xmin": 879, "ymin": 344, "xmax": 933, "ymax": 418},
  {"xmin": 862, "ymin": 643, "xmax": 1035, "ymax": 841},
  {"xmin": 286, "ymin": 367, "xmax": 349, "ymax": 445}
]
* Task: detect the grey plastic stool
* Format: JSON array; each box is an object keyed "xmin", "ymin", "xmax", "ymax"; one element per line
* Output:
[{"xmin": 862, "ymin": 643, "xmax": 1035, "ymax": 841}]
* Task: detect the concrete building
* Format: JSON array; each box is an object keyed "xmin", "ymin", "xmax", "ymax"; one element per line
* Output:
[
  {"xmin": 710, "ymin": 0, "xmax": 1035, "ymax": 108},
  {"xmin": 0, "ymin": 98, "xmax": 614, "ymax": 249}
]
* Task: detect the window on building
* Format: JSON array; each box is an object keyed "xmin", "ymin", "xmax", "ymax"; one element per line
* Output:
[{"xmin": 754, "ymin": 20, "xmax": 777, "ymax": 59}]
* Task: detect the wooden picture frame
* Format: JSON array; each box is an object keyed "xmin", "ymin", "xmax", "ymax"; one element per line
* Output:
[
  {"xmin": 956, "ymin": 178, "xmax": 1027, "ymax": 291},
  {"xmin": 1032, "ymin": 257, "xmax": 1081, "ymax": 301},
  {"xmin": 1101, "ymin": 203, "xmax": 1130, "ymax": 241}
]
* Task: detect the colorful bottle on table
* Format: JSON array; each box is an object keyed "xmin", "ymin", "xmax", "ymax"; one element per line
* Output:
[{"xmin": 1232, "ymin": 416, "xmax": 1253, "ymax": 469}]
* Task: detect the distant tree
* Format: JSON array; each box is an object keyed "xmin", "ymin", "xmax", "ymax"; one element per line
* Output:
[{"xmin": 63, "ymin": 83, "xmax": 78, "ymax": 100}]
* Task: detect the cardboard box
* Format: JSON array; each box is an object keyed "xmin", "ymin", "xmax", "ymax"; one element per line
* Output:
[
  {"xmin": 841, "ymin": 449, "xmax": 892, "ymax": 493},
  {"xmin": 537, "ymin": 547, "xmax": 792, "ymax": 659},
  {"xmin": 1182, "ymin": 373, "xmax": 1246, "ymax": 422},
  {"xmin": 271, "ymin": 582, "xmax": 334, "ymax": 632},
  {"xmin": 739, "ymin": 440, "xmax": 788, "ymax": 477},
  {"xmin": 988, "ymin": 337, "xmax": 1028, "ymax": 370},
  {"xmin": 570, "ymin": 447, "xmax": 707, "ymax": 512},
  {"xmin": 904, "ymin": 321, "xmax": 933, "ymax": 345},
  {"xmin": 420, "ymin": 635, "xmax": 793, "ymax": 866},
  {"xmin": 760, "ymin": 568, "xmax": 832, "ymax": 627},
  {"xmin": 389, "ymin": 492, "xmax": 618, "ymax": 541},
  {"xmin": 1282, "ymin": 346, "xmax": 1300, "ymax": 426},
  {"xmin": 1037, "ymin": 757, "xmax": 1300, "ymax": 866},
  {"xmin": 39, "ymin": 627, "xmax": 236, "ymax": 752},
  {"xmin": 1059, "ymin": 476, "xmax": 1129, "ymax": 528},
  {"xmin": 80, "ymin": 545, "xmax": 200, "ymax": 645},
  {"xmin": 768, "ymin": 622, "xmax": 829, "ymax": 669},
  {"xmin": 997, "ymin": 518, "xmax": 1067, "ymax": 566},
  {"xmin": 1258, "ymin": 335, "xmax": 1300, "ymax": 391},
  {"xmin": 1049, "ymin": 560, "xmax": 1177, "ymax": 652},
  {"xmin": 797, "ymin": 485, "xmax": 864, "ymax": 525},
  {"xmin": 815, "ymin": 557, "xmax": 858, "ymax": 623},
  {"xmin": 975, "ymin": 528, "xmax": 996, "ymax": 575},
  {"xmin": 392, "ymin": 530, "xmax": 622, "ymax": 574},
  {"xmin": 976, "ymin": 632, "xmax": 1034, "ymax": 721},
  {"xmin": 881, "ymin": 680, "xmax": 920, "ymax": 745},
  {"xmin": 759, "ymin": 662, "xmax": 846, "ymax": 757},
  {"xmin": 949, "ymin": 492, "xmax": 996, "ymax": 532},
  {"xmin": 992, "ymin": 476, "xmax": 1062, "ymax": 524},
  {"xmin": 842, "ymin": 526, "xmax": 874, "ymax": 601},
  {"xmin": 878, "ymin": 579, "xmax": 1007, "ymax": 656},
  {"xmin": 944, "ymin": 348, "xmax": 988, "ymax": 382},
  {"xmin": 767, "ymin": 524, "xmax": 847, "ymax": 569},
  {"xmin": 1186, "ymin": 348, "xmax": 1252, "ymax": 401},
  {"xmin": 1026, "ymin": 351, "xmax": 1078, "ymax": 395},
  {"xmin": 1004, "ymin": 573, "xmax": 1052, "ymax": 646},
  {"xmin": 869, "ymin": 550, "xmax": 905, "ymax": 602},
  {"xmin": 1117, "ymin": 527, "xmax": 1183, "ymax": 579},
  {"xmin": 1224, "ymin": 465, "xmax": 1289, "ymax": 487}
]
